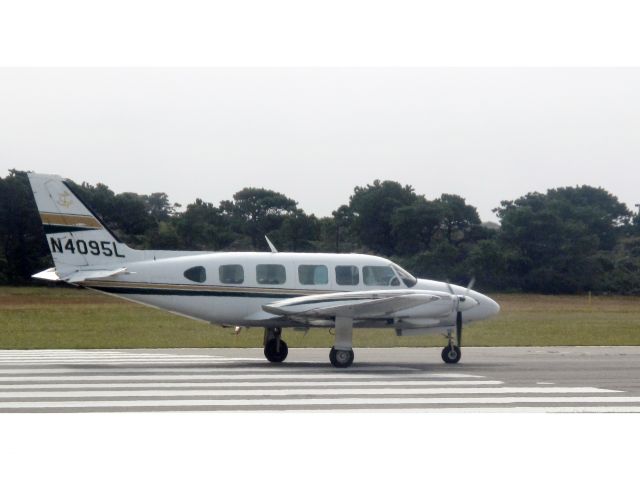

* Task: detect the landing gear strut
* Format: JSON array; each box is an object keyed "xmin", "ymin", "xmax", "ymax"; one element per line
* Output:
[
  {"xmin": 263, "ymin": 327, "xmax": 288, "ymax": 363},
  {"xmin": 441, "ymin": 329, "xmax": 461, "ymax": 364},
  {"xmin": 330, "ymin": 316, "xmax": 355, "ymax": 368}
]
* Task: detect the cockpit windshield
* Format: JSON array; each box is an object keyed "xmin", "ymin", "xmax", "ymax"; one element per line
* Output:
[{"xmin": 390, "ymin": 263, "xmax": 418, "ymax": 288}]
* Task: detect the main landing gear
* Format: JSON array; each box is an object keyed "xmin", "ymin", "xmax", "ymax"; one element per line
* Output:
[
  {"xmin": 264, "ymin": 320, "xmax": 461, "ymax": 367},
  {"xmin": 264, "ymin": 318, "xmax": 357, "ymax": 368},
  {"xmin": 263, "ymin": 327, "xmax": 288, "ymax": 363},
  {"xmin": 330, "ymin": 347, "xmax": 354, "ymax": 368},
  {"xmin": 330, "ymin": 316, "xmax": 355, "ymax": 368}
]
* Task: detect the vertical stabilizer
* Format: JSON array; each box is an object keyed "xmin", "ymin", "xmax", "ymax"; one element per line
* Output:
[{"xmin": 27, "ymin": 173, "xmax": 141, "ymax": 275}]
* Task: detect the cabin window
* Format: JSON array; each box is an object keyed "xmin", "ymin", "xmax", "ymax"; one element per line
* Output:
[
  {"xmin": 256, "ymin": 264, "xmax": 286, "ymax": 285},
  {"xmin": 298, "ymin": 265, "xmax": 328, "ymax": 285},
  {"xmin": 184, "ymin": 266, "xmax": 206, "ymax": 283},
  {"xmin": 392, "ymin": 263, "xmax": 417, "ymax": 287},
  {"xmin": 219, "ymin": 264, "xmax": 244, "ymax": 284},
  {"xmin": 335, "ymin": 265, "xmax": 359, "ymax": 285},
  {"xmin": 363, "ymin": 266, "xmax": 400, "ymax": 286}
]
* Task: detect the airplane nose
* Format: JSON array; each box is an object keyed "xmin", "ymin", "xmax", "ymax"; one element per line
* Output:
[
  {"xmin": 487, "ymin": 297, "xmax": 500, "ymax": 316},
  {"xmin": 470, "ymin": 292, "xmax": 501, "ymax": 319},
  {"xmin": 481, "ymin": 296, "xmax": 500, "ymax": 317}
]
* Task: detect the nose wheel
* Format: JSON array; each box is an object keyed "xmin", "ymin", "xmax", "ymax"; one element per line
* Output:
[
  {"xmin": 441, "ymin": 327, "xmax": 462, "ymax": 364},
  {"xmin": 441, "ymin": 344, "xmax": 461, "ymax": 364}
]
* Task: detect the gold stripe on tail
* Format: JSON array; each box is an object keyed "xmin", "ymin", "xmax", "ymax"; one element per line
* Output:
[{"xmin": 40, "ymin": 213, "xmax": 103, "ymax": 229}]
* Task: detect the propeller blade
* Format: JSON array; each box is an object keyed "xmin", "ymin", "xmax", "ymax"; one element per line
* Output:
[
  {"xmin": 466, "ymin": 277, "xmax": 476, "ymax": 294},
  {"xmin": 446, "ymin": 281, "xmax": 455, "ymax": 296},
  {"xmin": 445, "ymin": 281, "xmax": 459, "ymax": 314},
  {"xmin": 456, "ymin": 311, "xmax": 462, "ymax": 347}
]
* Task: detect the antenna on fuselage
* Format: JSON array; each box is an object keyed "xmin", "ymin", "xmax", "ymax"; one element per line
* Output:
[{"xmin": 265, "ymin": 236, "xmax": 278, "ymax": 253}]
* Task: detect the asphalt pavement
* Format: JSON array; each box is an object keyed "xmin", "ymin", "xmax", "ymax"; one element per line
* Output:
[{"xmin": 0, "ymin": 346, "xmax": 638, "ymax": 412}]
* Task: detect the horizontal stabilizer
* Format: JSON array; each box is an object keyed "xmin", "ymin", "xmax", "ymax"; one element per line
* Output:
[
  {"xmin": 64, "ymin": 268, "xmax": 128, "ymax": 283},
  {"xmin": 32, "ymin": 268, "xmax": 61, "ymax": 281},
  {"xmin": 32, "ymin": 267, "xmax": 128, "ymax": 283}
]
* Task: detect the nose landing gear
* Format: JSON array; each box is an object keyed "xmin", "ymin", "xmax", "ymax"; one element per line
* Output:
[
  {"xmin": 441, "ymin": 329, "xmax": 462, "ymax": 364},
  {"xmin": 441, "ymin": 344, "xmax": 461, "ymax": 363}
]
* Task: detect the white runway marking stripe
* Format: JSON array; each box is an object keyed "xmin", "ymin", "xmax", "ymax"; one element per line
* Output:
[
  {"xmin": 2, "ymin": 396, "xmax": 640, "ymax": 410},
  {"xmin": 0, "ymin": 362, "xmax": 247, "ymax": 366},
  {"xmin": 0, "ymin": 367, "xmax": 430, "ymax": 375},
  {"xmin": 0, "ymin": 380, "xmax": 504, "ymax": 390},
  {"xmin": 0, "ymin": 352, "xmax": 222, "ymax": 358},
  {"xmin": 0, "ymin": 351, "xmax": 261, "ymax": 364},
  {"xmin": 321, "ymin": 406, "xmax": 640, "ymax": 413},
  {"xmin": 0, "ymin": 350, "xmax": 219, "ymax": 355},
  {"xmin": 0, "ymin": 356, "xmax": 258, "ymax": 361},
  {"xmin": 0, "ymin": 358, "xmax": 263, "ymax": 364},
  {"xmin": 0, "ymin": 350, "xmax": 226, "ymax": 359},
  {"xmin": 0, "ymin": 373, "xmax": 483, "ymax": 382},
  {"xmin": 0, "ymin": 386, "xmax": 618, "ymax": 399}
]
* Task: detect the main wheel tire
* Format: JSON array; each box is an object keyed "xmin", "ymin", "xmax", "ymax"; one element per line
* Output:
[
  {"xmin": 441, "ymin": 345, "xmax": 461, "ymax": 364},
  {"xmin": 264, "ymin": 338, "xmax": 288, "ymax": 363},
  {"xmin": 329, "ymin": 347, "xmax": 354, "ymax": 368}
]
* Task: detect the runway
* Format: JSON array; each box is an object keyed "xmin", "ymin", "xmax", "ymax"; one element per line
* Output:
[{"xmin": 0, "ymin": 346, "xmax": 639, "ymax": 412}]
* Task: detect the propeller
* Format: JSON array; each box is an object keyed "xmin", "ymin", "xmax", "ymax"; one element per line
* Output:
[
  {"xmin": 466, "ymin": 277, "xmax": 476, "ymax": 295},
  {"xmin": 446, "ymin": 277, "xmax": 476, "ymax": 348}
]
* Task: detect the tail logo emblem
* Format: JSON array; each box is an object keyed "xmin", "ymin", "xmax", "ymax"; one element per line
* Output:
[{"xmin": 57, "ymin": 191, "xmax": 73, "ymax": 208}]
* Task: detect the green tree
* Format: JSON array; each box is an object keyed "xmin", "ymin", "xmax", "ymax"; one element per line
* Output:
[
  {"xmin": 112, "ymin": 192, "xmax": 156, "ymax": 237},
  {"xmin": 271, "ymin": 209, "xmax": 320, "ymax": 252},
  {"xmin": 145, "ymin": 221, "xmax": 181, "ymax": 250},
  {"xmin": 176, "ymin": 198, "xmax": 234, "ymax": 251},
  {"xmin": 0, "ymin": 170, "xmax": 51, "ymax": 284},
  {"xmin": 597, "ymin": 236, "xmax": 640, "ymax": 294},
  {"xmin": 494, "ymin": 186, "xmax": 632, "ymax": 293},
  {"xmin": 436, "ymin": 194, "xmax": 481, "ymax": 246},
  {"xmin": 348, "ymin": 180, "xmax": 417, "ymax": 255},
  {"xmin": 146, "ymin": 192, "xmax": 177, "ymax": 222},
  {"xmin": 330, "ymin": 205, "xmax": 357, "ymax": 253},
  {"xmin": 224, "ymin": 188, "xmax": 298, "ymax": 249},
  {"xmin": 70, "ymin": 181, "xmax": 176, "ymax": 248},
  {"xmin": 391, "ymin": 197, "xmax": 443, "ymax": 255},
  {"xmin": 3, "ymin": 167, "xmax": 639, "ymax": 296}
]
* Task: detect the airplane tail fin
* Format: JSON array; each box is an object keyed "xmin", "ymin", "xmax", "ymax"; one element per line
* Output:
[{"xmin": 27, "ymin": 173, "xmax": 142, "ymax": 278}]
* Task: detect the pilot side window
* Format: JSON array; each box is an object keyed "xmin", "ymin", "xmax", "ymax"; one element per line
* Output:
[
  {"xmin": 219, "ymin": 264, "xmax": 244, "ymax": 284},
  {"xmin": 363, "ymin": 266, "xmax": 400, "ymax": 286},
  {"xmin": 184, "ymin": 266, "xmax": 206, "ymax": 283},
  {"xmin": 256, "ymin": 264, "xmax": 286, "ymax": 285},
  {"xmin": 298, "ymin": 265, "xmax": 328, "ymax": 285},
  {"xmin": 335, "ymin": 265, "xmax": 359, "ymax": 285}
]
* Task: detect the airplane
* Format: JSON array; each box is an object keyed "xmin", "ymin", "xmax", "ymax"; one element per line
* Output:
[{"xmin": 27, "ymin": 172, "xmax": 500, "ymax": 368}]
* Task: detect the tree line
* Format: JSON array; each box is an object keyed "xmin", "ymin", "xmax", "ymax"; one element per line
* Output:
[{"xmin": 1, "ymin": 169, "xmax": 639, "ymax": 294}]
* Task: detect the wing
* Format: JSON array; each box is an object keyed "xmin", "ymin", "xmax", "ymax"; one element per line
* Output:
[{"xmin": 263, "ymin": 290, "xmax": 442, "ymax": 320}]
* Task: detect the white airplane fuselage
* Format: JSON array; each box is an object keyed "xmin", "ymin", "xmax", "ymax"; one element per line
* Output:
[{"xmin": 80, "ymin": 251, "xmax": 500, "ymax": 332}]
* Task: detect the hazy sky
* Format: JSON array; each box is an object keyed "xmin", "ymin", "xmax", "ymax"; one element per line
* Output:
[{"xmin": 1, "ymin": 68, "xmax": 639, "ymax": 221}]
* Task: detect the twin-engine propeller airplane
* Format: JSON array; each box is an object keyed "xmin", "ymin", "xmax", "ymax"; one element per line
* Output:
[{"xmin": 27, "ymin": 173, "xmax": 500, "ymax": 368}]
